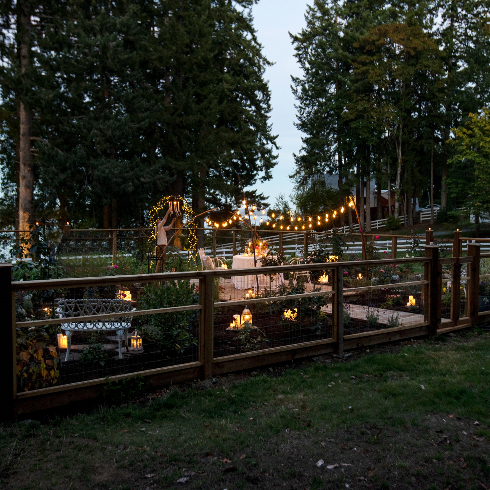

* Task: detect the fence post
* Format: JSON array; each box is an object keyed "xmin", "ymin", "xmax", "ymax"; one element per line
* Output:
[
  {"xmin": 303, "ymin": 231, "xmax": 309, "ymax": 258},
  {"xmin": 424, "ymin": 245, "xmax": 440, "ymax": 335},
  {"xmin": 199, "ymin": 273, "xmax": 214, "ymax": 379},
  {"xmin": 112, "ymin": 230, "xmax": 117, "ymax": 264},
  {"xmin": 451, "ymin": 229, "xmax": 462, "ymax": 325},
  {"xmin": 279, "ymin": 232, "xmax": 283, "ymax": 255},
  {"xmin": 0, "ymin": 264, "xmax": 15, "ymax": 419},
  {"xmin": 233, "ymin": 230, "xmax": 237, "ymax": 256},
  {"xmin": 467, "ymin": 243, "xmax": 480, "ymax": 326},
  {"xmin": 212, "ymin": 229, "xmax": 217, "ymax": 257},
  {"xmin": 426, "ymin": 228, "xmax": 434, "ymax": 245},
  {"xmin": 391, "ymin": 236, "xmax": 397, "ymax": 260},
  {"xmin": 333, "ymin": 264, "xmax": 344, "ymax": 356}
]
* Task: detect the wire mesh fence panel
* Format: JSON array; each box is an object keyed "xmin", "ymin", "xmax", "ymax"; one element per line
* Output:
[
  {"xmin": 479, "ymin": 257, "xmax": 490, "ymax": 315},
  {"xmin": 15, "ymin": 278, "xmax": 200, "ymax": 393},
  {"xmin": 213, "ymin": 272, "xmax": 334, "ymax": 359},
  {"xmin": 342, "ymin": 261, "xmax": 426, "ymax": 336}
]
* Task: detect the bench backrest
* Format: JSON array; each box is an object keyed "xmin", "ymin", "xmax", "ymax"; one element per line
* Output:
[{"xmin": 56, "ymin": 299, "xmax": 133, "ymax": 318}]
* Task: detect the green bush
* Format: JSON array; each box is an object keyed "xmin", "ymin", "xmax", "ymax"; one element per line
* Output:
[
  {"xmin": 138, "ymin": 280, "xmax": 199, "ymax": 354},
  {"xmin": 385, "ymin": 215, "xmax": 401, "ymax": 231},
  {"xmin": 436, "ymin": 208, "xmax": 459, "ymax": 224}
]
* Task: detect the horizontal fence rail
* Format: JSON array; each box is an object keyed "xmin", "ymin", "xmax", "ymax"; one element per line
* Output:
[{"xmin": 3, "ymin": 240, "xmax": 490, "ymax": 419}]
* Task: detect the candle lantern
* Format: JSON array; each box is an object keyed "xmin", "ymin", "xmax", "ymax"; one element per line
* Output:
[
  {"xmin": 318, "ymin": 273, "xmax": 329, "ymax": 284},
  {"xmin": 357, "ymin": 273, "xmax": 363, "ymax": 279},
  {"xmin": 407, "ymin": 295, "xmax": 416, "ymax": 307},
  {"xmin": 57, "ymin": 333, "xmax": 67, "ymax": 349},
  {"xmin": 283, "ymin": 308, "xmax": 298, "ymax": 321},
  {"xmin": 117, "ymin": 290, "xmax": 132, "ymax": 301},
  {"xmin": 241, "ymin": 306, "xmax": 252, "ymax": 326},
  {"xmin": 130, "ymin": 330, "xmax": 143, "ymax": 350}
]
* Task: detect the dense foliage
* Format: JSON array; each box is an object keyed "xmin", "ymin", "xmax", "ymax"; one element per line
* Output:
[
  {"xmin": 0, "ymin": 0, "xmax": 278, "ymax": 229},
  {"xmin": 290, "ymin": 0, "xmax": 490, "ymax": 226}
]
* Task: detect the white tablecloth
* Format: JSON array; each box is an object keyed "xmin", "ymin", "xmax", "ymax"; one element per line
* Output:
[{"xmin": 231, "ymin": 255, "xmax": 284, "ymax": 290}]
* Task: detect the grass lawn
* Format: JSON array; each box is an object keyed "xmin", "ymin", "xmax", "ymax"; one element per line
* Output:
[{"xmin": 2, "ymin": 330, "xmax": 490, "ymax": 490}]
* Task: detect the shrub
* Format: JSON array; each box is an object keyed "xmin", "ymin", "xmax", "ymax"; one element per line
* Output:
[
  {"xmin": 385, "ymin": 215, "xmax": 401, "ymax": 231},
  {"xmin": 80, "ymin": 342, "xmax": 109, "ymax": 366},
  {"xmin": 366, "ymin": 309, "xmax": 379, "ymax": 328},
  {"xmin": 138, "ymin": 280, "xmax": 199, "ymax": 354}
]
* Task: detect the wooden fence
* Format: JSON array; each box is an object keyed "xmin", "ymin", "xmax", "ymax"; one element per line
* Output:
[{"xmin": 2, "ymin": 241, "xmax": 490, "ymax": 419}]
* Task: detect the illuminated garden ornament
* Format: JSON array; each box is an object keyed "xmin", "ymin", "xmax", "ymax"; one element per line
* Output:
[{"xmin": 148, "ymin": 195, "xmax": 197, "ymax": 263}]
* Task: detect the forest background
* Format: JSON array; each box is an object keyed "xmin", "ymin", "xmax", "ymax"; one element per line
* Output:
[{"xmin": 1, "ymin": 0, "xmax": 490, "ymax": 237}]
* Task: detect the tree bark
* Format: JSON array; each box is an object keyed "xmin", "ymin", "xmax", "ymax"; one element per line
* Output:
[
  {"xmin": 394, "ymin": 123, "xmax": 402, "ymax": 219},
  {"xmin": 365, "ymin": 158, "xmax": 371, "ymax": 232},
  {"xmin": 18, "ymin": 0, "xmax": 33, "ymax": 252}
]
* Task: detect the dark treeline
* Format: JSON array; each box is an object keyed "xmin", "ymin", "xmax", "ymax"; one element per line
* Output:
[
  {"xmin": 291, "ymin": 0, "xmax": 490, "ymax": 230},
  {"xmin": 0, "ymin": 0, "xmax": 278, "ymax": 232}
]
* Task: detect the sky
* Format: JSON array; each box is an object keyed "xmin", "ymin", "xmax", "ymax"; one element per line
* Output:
[{"xmin": 250, "ymin": 0, "xmax": 310, "ymax": 208}]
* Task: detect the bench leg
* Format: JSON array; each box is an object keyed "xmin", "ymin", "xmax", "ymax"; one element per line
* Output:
[
  {"xmin": 116, "ymin": 330, "xmax": 124, "ymax": 359},
  {"xmin": 64, "ymin": 331, "xmax": 73, "ymax": 362}
]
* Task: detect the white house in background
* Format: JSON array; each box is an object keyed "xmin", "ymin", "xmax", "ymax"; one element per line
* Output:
[{"xmin": 324, "ymin": 174, "xmax": 420, "ymax": 211}]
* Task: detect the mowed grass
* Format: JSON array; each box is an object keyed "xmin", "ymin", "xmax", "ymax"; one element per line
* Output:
[{"xmin": 1, "ymin": 331, "xmax": 490, "ymax": 489}]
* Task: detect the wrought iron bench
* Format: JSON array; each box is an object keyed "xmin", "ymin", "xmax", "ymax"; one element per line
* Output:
[{"xmin": 56, "ymin": 299, "xmax": 134, "ymax": 361}]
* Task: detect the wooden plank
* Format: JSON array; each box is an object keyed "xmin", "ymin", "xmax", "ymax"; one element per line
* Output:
[
  {"xmin": 200, "ymin": 275, "xmax": 214, "ymax": 379},
  {"xmin": 215, "ymin": 290, "xmax": 334, "ymax": 308},
  {"xmin": 392, "ymin": 236, "xmax": 397, "ymax": 260},
  {"xmin": 467, "ymin": 244, "xmax": 481, "ymax": 325},
  {"xmin": 451, "ymin": 230, "xmax": 462, "ymax": 325},
  {"xmin": 17, "ymin": 303, "xmax": 202, "ymax": 328},
  {"xmin": 112, "ymin": 230, "xmax": 117, "ymax": 263},
  {"xmin": 440, "ymin": 257, "xmax": 472, "ymax": 265},
  {"xmin": 15, "ymin": 363, "xmax": 202, "ymax": 415},
  {"xmin": 212, "ymin": 341, "xmax": 336, "ymax": 375},
  {"xmin": 344, "ymin": 325, "xmax": 430, "ymax": 349},
  {"xmin": 12, "ymin": 270, "xmax": 206, "ymax": 291},
  {"xmin": 335, "ymin": 265, "xmax": 344, "ymax": 356},
  {"xmin": 0, "ymin": 264, "xmax": 14, "ymax": 419}
]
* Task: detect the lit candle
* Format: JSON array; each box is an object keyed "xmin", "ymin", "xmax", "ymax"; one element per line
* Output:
[{"xmin": 57, "ymin": 333, "xmax": 67, "ymax": 349}]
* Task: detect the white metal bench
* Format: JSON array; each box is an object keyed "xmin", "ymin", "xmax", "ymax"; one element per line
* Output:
[{"xmin": 56, "ymin": 299, "xmax": 134, "ymax": 361}]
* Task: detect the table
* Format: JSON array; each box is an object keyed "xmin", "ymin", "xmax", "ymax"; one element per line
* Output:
[{"xmin": 231, "ymin": 254, "xmax": 284, "ymax": 290}]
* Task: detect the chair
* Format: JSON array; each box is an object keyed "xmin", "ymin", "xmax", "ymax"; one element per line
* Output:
[
  {"xmin": 198, "ymin": 248, "xmax": 227, "ymax": 270},
  {"xmin": 289, "ymin": 257, "xmax": 310, "ymax": 285}
]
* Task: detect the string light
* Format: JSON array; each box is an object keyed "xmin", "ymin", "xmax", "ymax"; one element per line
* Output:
[
  {"xmin": 149, "ymin": 195, "xmax": 197, "ymax": 263},
  {"xmin": 264, "ymin": 198, "xmax": 354, "ymax": 232}
]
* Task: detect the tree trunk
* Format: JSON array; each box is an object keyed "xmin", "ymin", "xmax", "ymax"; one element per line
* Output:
[
  {"xmin": 18, "ymin": 0, "xmax": 33, "ymax": 253},
  {"xmin": 376, "ymin": 176, "xmax": 382, "ymax": 221},
  {"xmin": 430, "ymin": 139, "xmax": 434, "ymax": 224},
  {"xmin": 103, "ymin": 204, "xmax": 110, "ymax": 229},
  {"xmin": 394, "ymin": 124, "xmax": 402, "ymax": 219},
  {"xmin": 387, "ymin": 158, "xmax": 391, "ymax": 216},
  {"xmin": 111, "ymin": 197, "xmax": 118, "ymax": 228},
  {"xmin": 365, "ymin": 157, "xmax": 371, "ymax": 232}
]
